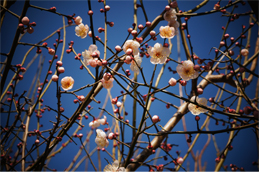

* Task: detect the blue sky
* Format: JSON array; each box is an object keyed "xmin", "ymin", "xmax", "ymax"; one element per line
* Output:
[{"xmin": 1, "ymin": 0, "xmax": 258, "ymax": 171}]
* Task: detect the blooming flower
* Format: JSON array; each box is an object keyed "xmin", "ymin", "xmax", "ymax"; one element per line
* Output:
[
  {"xmin": 163, "ymin": 8, "xmax": 177, "ymax": 22},
  {"xmin": 176, "ymin": 60, "xmax": 199, "ymax": 81},
  {"xmin": 82, "ymin": 44, "xmax": 100, "ymax": 66},
  {"xmin": 103, "ymin": 160, "xmax": 126, "ymax": 172},
  {"xmin": 75, "ymin": 23, "xmax": 89, "ymax": 38},
  {"xmin": 61, "ymin": 76, "xmax": 74, "ymax": 91},
  {"xmin": 123, "ymin": 40, "xmax": 140, "ymax": 56},
  {"xmin": 130, "ymin": 54, "xmax": 142, "ymax": 75},
  {"xmin": 159, "ymin": 26, "xmax": 175, "ymax": 39},
  {"xmin": 95, "ymin": 129, "xmax": 109, "ymax": 148},
  {"xmin": 89, "ymin": 116, "xmax": 107, "ymax": 129},
  {"xmin": 148, "ymin": 43, "xmax": 170, "ymax": 64},
  {"xmin": 188, "ymin": 96, "xmax": 208, "ymax": 115},
  {"xmin": 74, "ymin": 16, "xmax": 82, "ymax": 25},
  {"xmin": 101, "ymin": 73, "xmax": 114, "ymax": 89}
]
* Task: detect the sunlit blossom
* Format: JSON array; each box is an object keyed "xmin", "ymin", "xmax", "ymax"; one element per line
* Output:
[
  {"xmin": 176, "ymin": 60, "xmax": 199, "ymax": 81},
  {"xmin": 101, "ymin": 73, "xmax": 114, "ymax": 89},
  {"xmin": 60, "ymin": 76, "xmax": 74, "ymax": 91},
  {"xmin": 188, "ymin": 96, "xmax": 208, "ymax": 115},
  {"xmin": 130, "ymin": 54, "xmax": 142, "ymax": 75},
  {"xmin": 163, "ymin": 8, "xmax": 177, "ymax": 22},
  {"xmin": 82, "ymin": 44, "xmax": 100, "ymax": 66},
  {"xmin": 103, "ymin": 160, "xmax": 126, "ymax": 172},
  {"xmin": 95, "ymin": 129, "xmax": 109, "ymax": 148},
  {"xmin": 123, "ymin": 40, "xmax": 140, "ymax": 56},
  {"xmin": 75, "ymin": 23, "xmax": 89, "ymax": 38},
  {"xmin": 148, "ymin": 43, "xmax": 170, "ymax": 64},
  {"xmin": 159, "ymin": 26, "xmax": 175, "ymax": 39},
  {"xmin": 89, "ymin": 116, "xmax": 107, "ymax": 129}
]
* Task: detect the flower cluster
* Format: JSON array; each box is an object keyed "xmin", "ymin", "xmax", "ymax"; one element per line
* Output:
[
  {"xmin": 123, "ymin": 40, "xmax": 140, "ymax": 56},
  {"xmin": 75, "ymin": 16, "xmax": 89, "ymax": 39},
  {"xmin": 103, "ymin": 160, "xmax": 126, "ymax": 172},
  {"xmin": 148, "ymin": 43, "xmax": 170, "ymax": 64},
  {"xmin": 82, "ymin": 44, "xmax": 100, "ymax": 67},
  {"xmin": 162, "ymin": 8, "xmax": 179, "ymax": 37},
  {"xmin": 89, "ymin": 116, "xmax": 107, "ymax": 129}
]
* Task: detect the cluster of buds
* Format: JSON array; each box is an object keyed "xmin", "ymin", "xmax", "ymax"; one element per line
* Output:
[{"xmin": 18, "ymin": 16, "xmax": 36, "ymax": 34}]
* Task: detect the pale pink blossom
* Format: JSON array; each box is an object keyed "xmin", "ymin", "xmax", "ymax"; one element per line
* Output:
[
  {"xmin": 163, "ymin": 8, "xmax": 177, "ymax": 22},
  {"xmin": 176, "ymin": 60, "xmax": 199, "ymax": 81},
  {"xmin": 130, "ymin": 54, "xmax": 142, "ymax": 75},
  {"xmin": 101, "ymin": 73, "xmax": 114, "ymax": 89},
  {"xmin": 74, "ymin": 16, "xmax": 82, "ymax": 25},
  {"xmin": 89, "ymin": 116, "xmax": 107, "ymax": 128},
  {"xmin": 95, "ymin": 129, "xmax": 109, "ymax": 148},
  {"xmin": 241, "ymin": 49, "xmax": 249, "ymax": 56},
  {"xmin": 148, "ymin": 43, "xmax": 170, "ymax": 64},
  {"xmin": 82, "ymin": 44, "xmax": 100, "ymax": 66},
  {"xmin": 103, "ymin": 160, "xmax": 126, "ymax": 172},
  {"xmin": 168, "ymin": 77, "xmax": 177, "ymax": 86},
  {"xmin": 60, "ymin": 76, "xmax": 74, "ymax": 91},
  {"xmin": 188, "ymin": 96, "xmax": 208, "ymax": 115},
  {"xmin": 123, "ymin": 40, "xmax": 140, "ymax": 56},
  {"xmin": 75, "ymin": 23, "xmax": 89, "ymax": 38},
  {"xmin": 159, "ymin": 26, "xmax": 175, "ymax": 39}
]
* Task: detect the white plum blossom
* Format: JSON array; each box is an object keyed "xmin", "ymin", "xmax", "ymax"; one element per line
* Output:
[
  {"xmin": 103, "ymin": 160, "xmax": 126, "ymax": 172},
  {"xmin": 101, "ymin": 73, "xmax": 114, "ymax": 89},
  {"xmin": 148, "ymin": 43, "xmax": 170, "ymax": 64},
  {"xmin": 163, "ymin": 8, "xmax": 177, "ymax": 22},
  {"xmin": 95, "ymin": 129, "xmax": 109, "ymax": 148},
  {"xmin": 82, "ymin": 44, "xmax": 100, "ymax": 66},
  {"xmin": 123, "ymin": 40, "xmax": 140, "ymax": 56},
  {"xmin": 89, "ymin": 116, "xmax": 107, "ymax": 128},
  {"xmin": 75, "ymin": 23, "xmax": 89, "ymax": 38},
  {"xmin": 168, "ymin": 20, "xmax": 179, "ymax": 35},
  {"xmin": 60, "ymin": 76, "xmax": 74, "ymax": 91},
  {"xmin": 159, "ymin": 26, "xmax": 175, "ymax": 39},
  {"xmin": 130, "ymin": 53, "xmax": 142, "ymax": 75},
  {"xmin": 176, "ymin": 60, "xmax": 199, "ymax": 81},
  {"xmin": 188, "ymin": 96, "xmax": 208, "ymax": 115}
]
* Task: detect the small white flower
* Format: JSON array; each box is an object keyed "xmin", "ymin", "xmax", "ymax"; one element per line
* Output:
[
  {"xmin": 130, "ymin": 54, "xmax": 142, "ymax": 75},
  {"xmin": 103, "ymin": 160, "xmax": 126, "ymax": 172},
  {"xmin": 123, "ymin": 40, "xmax": 140, "ymax": 56},
  {"xmin": 188, "ymin": 96, "xmax": 208, "ymax": 115},
  {"xmin": 163, "ymin": 8, "xmax": 177, "ymax": 22},
  {"xmin": 75, "ymin": 23, "xmax": 89, "ymax": 38},
  {"xmin": 95, "ymin": 129, "xmax": 109, "ymax": 148},
  {"xmin": 176, "ymin": 60, "xmax": 199, "ymax": 81},
  {"xmin": 82, "ymin": 44, "xmax": 100, "ymax": 66},
  {"xmin": 60, "ymin": 76, "xmax": 74, "ymax": 91},
  {"xmin": 148, "ymin": 43, "xmax": 170, "ymax": 64},
  {"xmin": 89, "ymin": 116, "xmax": 107, "ymax": 128},
  {"xmin": 159, "ymin": 26, "xmax": 175, "ymax": 39}
]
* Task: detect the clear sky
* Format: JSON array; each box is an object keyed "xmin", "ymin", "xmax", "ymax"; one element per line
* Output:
[{"xmin": 1, "ymin": 0, "xmax": 258, "ymax": 171}]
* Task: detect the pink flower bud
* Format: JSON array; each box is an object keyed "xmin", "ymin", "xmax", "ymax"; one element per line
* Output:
[
  {"xmin": 88, "ymin": 10, "xmax": 93, "ymax": 16},
  {"xmin": 56, "ymin": 61, "xmax": 63, "ymax": 66},
  {"xmin": 116, "ymin": 101, "xmax": 122, "ymax": 107},
  {"xmin": 146, "ymin": 21, "xmax": 151, "ymax": 27},
  {"xmin": 112, "ymin": 97, "xmax": 118, "ymax": 104},
  {"xmin": 197, "ymin": 88, "xmax": 203, "ymax": 95},
  {"xmin": 22, "ymin": 16, "xmax": 30, "ymax": 25},
  {"xmin": 131, "ymin": 30, "xmax": 137, "ymax": 36},
  {"xmin": 169, "ymin": 78, "xmax": 177, "ymax": 86},
  {"xmin": 165, "ymin": 5, "xmax": 170, "ymax": 11},
  {"xmin": 108, "ymin": 133, "xmax": 115, "ymax": 140},
  {"xmin": 115, "ymin": 45, "xmax": 121, "ymax": 52},
  {"xmin": 241, "ymin": 49, "xmax": 249, "ymax": 56},
  {"xmin": 52, "ymin": 75, "xmax": 59, "ymax": 82},
  {"xmin": 177, "ymin": 157, "xmax": 183, "ymax": 164},
  {"xmin": 88, "ymin": 31, "xmax": 92, "ymax": 37},
  {"xmin": 104, "ymin": 5, "xmax": 110, "ymax": 11},
  {"xmin": 152, "ymin": 115, "xmax": 160, "ymax": 123},
  {"xmin": 48, "ymin": 48, "xmax": 55, "ymax": 55},
  {"xmin": 27, "ymin": 27, "xmax": 34, "ymax": 34},
  {"xmin": 149, "ymin": 30, "xmax": 156, "ymax": 37},
  {"xmin": 126, "ymin": 48, "xmax": 133, "ymax": 55}
]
